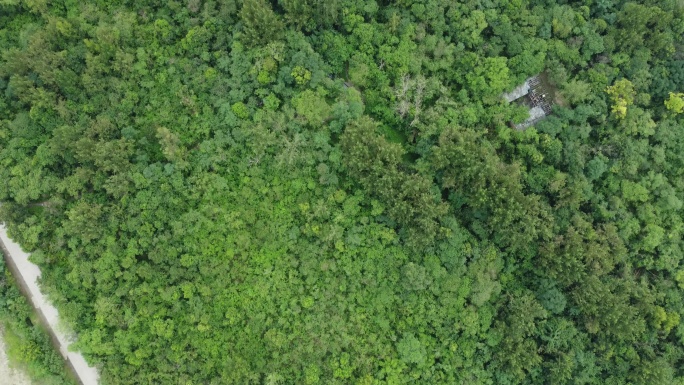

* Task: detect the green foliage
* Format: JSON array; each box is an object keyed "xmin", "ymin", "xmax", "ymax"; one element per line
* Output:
[
  {"xmin": 664, "ymin": 92, "xmax": 684, "ymax": 114},
  {"xmin": 606, "ymin": 78, "xmax": 636, "ymax": 119},
  {"xmin": 464, "ymin": 55, "xmax": 511, "ymax": 103},
  {"xmin": 396, "ymin": 333, "xmax": 426, "ymax": 366},
  {"xmin": 290, "ymin": 65, "xmax": 312, "ymax": 86},
  {"xmin": 231, "ymin": 102, "xmax": 250, "ymax": 119},
  {"xmin": 292, "ymin": 89, "xmax": 331, "ymax": 126},
  {"xmin": 1, "ymin": 0, "xmax": 683, "ymax": 384},
  {"xmin": 280, "ymin": 0, "xmax": 340, "ymax": 30},
  {"xmin": 0, "ymin": 260, "xmax": 76, "ymax": 385},
  {"xmin": 240, "ymin": 0, "xmax": 284, "ymax": 46},
  {"xmin": 562, "ymin": 79, "xmax": 592, "ymax": 105},
  {"xmin": 341, "ymin": 116, "xmax": 448, "ymax": 250}
]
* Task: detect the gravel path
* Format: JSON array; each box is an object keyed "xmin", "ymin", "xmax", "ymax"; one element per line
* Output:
[
  {"xmin": 0, "ymin": 326, "xmax": 33, "ymax": 385},
  {"xmin": 0, "ymin": 224, "xmax": 99, "ymax": 384}
]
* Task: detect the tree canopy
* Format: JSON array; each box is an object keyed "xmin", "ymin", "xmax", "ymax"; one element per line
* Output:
[{"xmin": 1, "ymin": 0, "xmax": 684, "ymax": 384}]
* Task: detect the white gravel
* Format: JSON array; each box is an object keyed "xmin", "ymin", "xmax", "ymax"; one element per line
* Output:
[{"xmin": 0, "ymin": 326, "xmax": 33, "ymax": 385}]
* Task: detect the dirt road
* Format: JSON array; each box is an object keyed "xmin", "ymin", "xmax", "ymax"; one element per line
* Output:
[{"xmin": 0, "ymin": 224, "xmax": 99, "ymax": 384}]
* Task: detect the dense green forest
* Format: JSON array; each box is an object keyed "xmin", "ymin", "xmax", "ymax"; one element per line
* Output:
[{"xmin": 0, "ymin": 0, "xmax": 683, "ymax": 383}]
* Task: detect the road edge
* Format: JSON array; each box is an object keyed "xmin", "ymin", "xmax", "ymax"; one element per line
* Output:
[{"xmin": 0, "ymin": 224, "xmax": 99, "ymax": 385}]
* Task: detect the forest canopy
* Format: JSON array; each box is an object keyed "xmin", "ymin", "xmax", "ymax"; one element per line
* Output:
[{"xmin": 1, "ymin": 0, "xmax": 684, "ymax": 384}]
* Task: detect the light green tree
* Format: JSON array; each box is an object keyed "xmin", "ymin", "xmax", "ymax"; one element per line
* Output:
[
  {"xmin": 664, "ymin": 92, "xmax": 684, "ymax": 114},
  {"xmin": 606, "ymin": 78, "xmax": 635, "ymax": 119}
]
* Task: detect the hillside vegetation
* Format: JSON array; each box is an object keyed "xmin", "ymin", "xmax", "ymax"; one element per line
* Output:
[{"xmin": 1, "ymin": 0, "xmax": 684, "ymax": 384}]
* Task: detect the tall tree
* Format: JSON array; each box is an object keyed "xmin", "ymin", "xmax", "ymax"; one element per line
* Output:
[{"xmin": 240, "ymin": 0, "xmax": 284, "ymax": 46}]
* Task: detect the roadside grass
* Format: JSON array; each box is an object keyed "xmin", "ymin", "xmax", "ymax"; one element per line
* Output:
[{"xmin": 0, "ymin": 257, "xmax": 77, "ymax": 385}]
